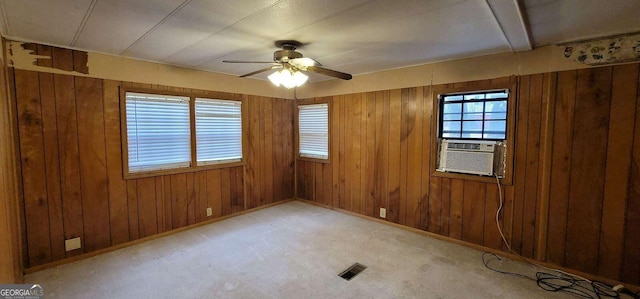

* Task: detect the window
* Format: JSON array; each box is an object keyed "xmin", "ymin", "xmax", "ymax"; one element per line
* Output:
[
  {"xmin": 298, "ymin": 103, "xmax": 329, "ymax": 160},
  {"xmin": 430, "ymin": 77, "xmax": 516, "ymax": 185},
  {"xmin": 440, "ymin": 90, "xmax": 508, "ymax": 140},
  {"xmin": 123, "ymin": 90, "xmax": 245, "ymax": 177},
  {"xmin": 126, "ymin": 92, "xmax": 191, "ymax": 173},
  {"xmin": 195, "ymin": 98, "xmax": 242, "ymax": 165}
]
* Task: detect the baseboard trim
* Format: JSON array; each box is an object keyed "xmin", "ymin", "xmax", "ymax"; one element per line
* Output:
[
  {"xmin": 24, "ymin": 198, "xmax": 294, "ymax": 274},
  {"xmin": 295, "ymin": 198, "xmax": 640, "ymax": 292}
]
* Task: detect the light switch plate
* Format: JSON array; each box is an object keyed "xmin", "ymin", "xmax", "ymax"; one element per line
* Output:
[{"xmin": 65, "ymin": 237, "xmax": 81, "ymax": 251}]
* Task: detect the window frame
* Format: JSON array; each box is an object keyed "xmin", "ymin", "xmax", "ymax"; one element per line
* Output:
[
  {"xmin": 194, "ymin": 97, "xmax": 243, "ymax": 166},
  {"xmin": 439, "ymin": 90, "xmax": 509, "ymax": 140},
  {"xmin": 296, "ymin": 99, "xmax": 331, "ymax": 163},
  {"xmin": 430, "ymin": 77, "xmax": 517, "ymax": 185},
  {"xmin": 120, "ymin": 87, "xmax": 247, "ymax": 179}
]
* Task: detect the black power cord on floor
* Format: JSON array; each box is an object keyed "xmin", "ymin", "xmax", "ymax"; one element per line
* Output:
[{"xmin": 482, "ymin": 252, "xmax": 624, "ymax": 299}]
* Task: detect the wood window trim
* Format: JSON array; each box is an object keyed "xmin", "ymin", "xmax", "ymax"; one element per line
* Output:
[
  {"xmin": 295, "ymin": 98, "xmax": 331, "ymax": 164},
  {"xmin": 120, "ymin": 86, "xmax": 248, "ymax": 179},
  {"xmin": 429, "ymin": 76, "xmax": 517, "ymax": 185}
]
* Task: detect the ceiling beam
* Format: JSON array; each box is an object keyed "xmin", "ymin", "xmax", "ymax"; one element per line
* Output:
[{"xmin": 486, "ymin": 0, "xmax": 532, "ymax": 52}]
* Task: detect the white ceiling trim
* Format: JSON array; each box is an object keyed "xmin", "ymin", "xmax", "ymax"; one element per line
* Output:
[
  {"xmin": 120, "ymin": 0, "xmax": 193, "ymax": 56},
  {"xmin": 486, "ymin": 0, "xmax": 532, "ymax": 52},
  {"xmin": 71, "ymin": 0, "xmax": 98, "ymax": 47}
]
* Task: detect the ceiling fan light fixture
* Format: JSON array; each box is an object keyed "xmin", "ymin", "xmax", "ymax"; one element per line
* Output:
[
  {"xmin": 293, "ymin": 70, "xmax": 309, "ymax": 86},
  {"xmin": 268, "ymin": 68, "xmax": 308, "ymax": 89},
  {"xmin": 268, "ymin": 71, "xmax": 283, "ymax": 87}
]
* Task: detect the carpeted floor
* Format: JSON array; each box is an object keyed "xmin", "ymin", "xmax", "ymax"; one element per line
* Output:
[{"xmin": 25, "ymin": 201, "xmax": 572, "ymax": 298}]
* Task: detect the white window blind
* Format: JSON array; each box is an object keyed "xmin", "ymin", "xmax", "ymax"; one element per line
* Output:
[
  {"xmin": 298, "ymin": 103, "xmax": 329, "ymax": 159},
  {"xmin": 195, "ymin": 98, "xmax": 242, "ymax": 165},
  {"xmin": 126, "ymin": 92, "xmax": 191, "ymax": 173}
]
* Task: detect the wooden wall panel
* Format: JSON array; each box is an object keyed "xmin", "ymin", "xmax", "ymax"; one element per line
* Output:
[
  {"xmin": 427, "ymin": 177, "xmax": 441, "ymax": 233},
  {"xmin": 281, "ymin": 100, "xmax": 295, "ymax": 200},
  {"xmin": 262, "ymin": 99, "xmax": 274, "ymax": 205},
  {"xmin": 15, "ymin": 70, "xmax": 51, "ymax": 266},
  {"xmin": 461, "ymin": 181, "xmax": 485, "ymax": 245},
  {"xmin": 103, "ymin": 80, "xmax": 129, "ymax": 245},
  {"xmin": 170, "ymin": 174, "xmax": 188, "ymax": 229},
  {"xmin": 511, "ymin": 75, "xmax": 530, "ymax": 255},
  {"xmin": 565, "ymin": 67, "xmax": 612, "ymax": 274},
  {"xmin": 622, "ymin": 66, "xmax": 640, "ymax": 285},
  {"xmin": 35, "ymin": 45, "xmax": 65, "ymax": 261},
  {"xmin": 331, "ymin": 96, "xmax": 341, "ymax": 208},
  {"xmin": 598, "ymin": 64, "xmax": 638, "ymax": 279},
  {"xmin": 448, "ymin": 179, "xmax": 464, "ymax": 240},
  {"xmin": 294, "ymin": 64, "xmax": 640, "ymax": 286},
  {"xmin": 440, "ymin": 178, "xmax": 451, "ymax": 236},
  {"xmin": 420, "ymin": 87, "xmax": 432, "ymax": 232},
  {"xmin": 405, "ymin": 87, "xmax": 423, "ymax": 229},
  {"xmin": 75, "ymin": 77, "xmax": 111, "ymax": 252},
  {"xmin": 546, "ymin": 70, "xmax": 577, "ymax": 266},
  {"xmin": 365, "ymin": 92, "xmax": 376, "ymax": 218},
  {"xmin": 483, "ymin": 184, "xmax": 502, "ymax": 250},
  {"xmin": 186, "ymin": 173, "xmax": 196, "ymax": 225},
  {"xmin": 126, "ymin": 181, "xmax": 139, "ymax": 241},
  {"xmin": 195, "ymin": 172, "xmax": 207, "ymax": 223},
  {"xmin": 136, "ymin": 177, "xmax": 158, "ymax": 238},
  {"xmin": 54, "ymin": 73, "xmax": 85, "ymax": 257},
  {"xmin": 220, "ymin": 168, "xmax": 232, "ymax": 216},
  {"xmin": 0, "ymin": 52, "xmax": 21, "ymax": 282},
  {"xmin": 12, "ymin": 45, "xmax": 295, "ymax": 268},
  {"xmin": 387, "ymin": 89, "xmax": 401, "ymax": 223},
  {"xmin": 232, "ymin": 167, "xmax": 245, "ymax": 213},
  {"xmin": 377, "ymin": 91, "xmax": 390, "ymax": 219}
]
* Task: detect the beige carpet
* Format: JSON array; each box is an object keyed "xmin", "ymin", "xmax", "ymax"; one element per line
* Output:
[{"xmin": 25, "ymin": 201, "xmax": 572, "ymax": 298}]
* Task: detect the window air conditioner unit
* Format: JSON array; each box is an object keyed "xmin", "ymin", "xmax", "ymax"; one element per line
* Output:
[{"xmin": 437, "ymin": 140, "xmax": 497, "ymax": 176}]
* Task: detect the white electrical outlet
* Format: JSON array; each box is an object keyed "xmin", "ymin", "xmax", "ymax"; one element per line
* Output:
[
  {"xmin": 206, "ymin": 207, "xmax": 212, "ymax": 217},
  {"xmin": 65, "ymin": 237, "xmax": 81, "ymax": 251},
  {"xmin": 380, "ymin": 208, "xmax": 387, "ymax": 219}
]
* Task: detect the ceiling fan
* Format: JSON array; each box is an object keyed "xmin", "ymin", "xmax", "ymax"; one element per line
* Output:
[{"xmin": 223, "ymin": 40, "xmax": 352, "ymax": 88}]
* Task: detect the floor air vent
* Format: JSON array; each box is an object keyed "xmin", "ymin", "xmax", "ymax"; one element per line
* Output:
[{"xmin": 338, "ymin": 263, "xmax": 367, "ymax": 281}]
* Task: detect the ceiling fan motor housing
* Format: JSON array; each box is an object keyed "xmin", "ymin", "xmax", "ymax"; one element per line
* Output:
[{"xmin": 274, "ymin": 49, "xmax": 303, "ymax": 63}]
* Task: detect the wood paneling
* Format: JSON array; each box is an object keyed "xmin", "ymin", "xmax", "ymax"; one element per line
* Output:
[
  {"xmin": 546, "ymin": 70, "xmax": 576, "ymax": 266},
  {"xmin": 599, "ymin": 64, "xmax": 638, "ymax": 279},
  {"xmin": 75, "ymin": 77, "xmax": 110, "ymax": 252},
  {"xmin": 295, "ymin": 66, "xmax": 640, "ymax": 286},
  {"xmin": 622, "ymin": 65, "xmax": 640, "ymax": 284},
  {"xmin": 36, "ymin": 45, "xmax": 65, "ymax": 261},
  {"xmin": 565, "ymin": 67, "xmax": 612, "ymax": 274},
  {"xmin": 15, "ymin": 69, "xmax": 51, "ymax": 266},
  {"xmin": 12, "ymin": 45, "xmax": 295, "ymax": 269},
  {"xmin": 103, "ymin": 80, "xmax": 129, "ymax": 246},
  {"xmin": 0, "ymin": 51, "xmax": 22, "ymax": 282}
]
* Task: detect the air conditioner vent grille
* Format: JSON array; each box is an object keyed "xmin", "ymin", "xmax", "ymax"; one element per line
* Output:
[{"xmin": 448, "ymin": 143, "xmax": 480, "ymax": 150}]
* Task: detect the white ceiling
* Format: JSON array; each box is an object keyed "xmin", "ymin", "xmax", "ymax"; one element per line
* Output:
[{"xmin": 1, "ymin": 0, "xmax": 639, "ymax": 82}]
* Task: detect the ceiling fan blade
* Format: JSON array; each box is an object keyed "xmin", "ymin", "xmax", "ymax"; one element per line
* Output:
[
  {"xmin": 306, "ymin": 66, "xmax": 352, "ymax": 80},
  {"xmin": 289, "ymin": 57, "xmax": 322, "ymax": 67},
  {"xmin": 240, "ymin": 65, "xmax": 282, "ymax": 78},
  {"xmin": 223, "ymin": 60, "xmax": 276, "ymax": 64}
]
